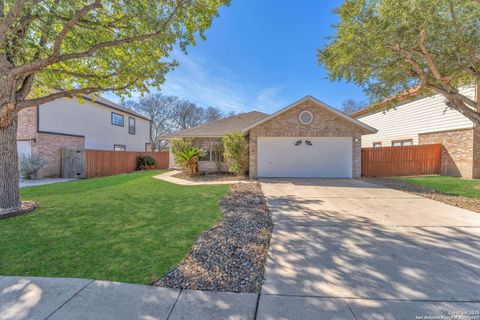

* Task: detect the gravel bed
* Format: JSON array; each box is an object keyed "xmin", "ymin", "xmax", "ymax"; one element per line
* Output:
[
  {"xmin": 154, "ymin": 182, "xmax": 272, "ymax": 293},
  {"xmin": 364, "ymin": 178, "xmax": 480, "ymax": 213},
  {"xmin": 172, "ymin": 172, "xmax": 248, "ymax": 182}
]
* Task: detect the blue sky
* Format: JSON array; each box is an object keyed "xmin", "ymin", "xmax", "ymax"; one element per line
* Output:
[{"xmin": 106, "ymin": 0, "xmax": 368, "ymax": 114}]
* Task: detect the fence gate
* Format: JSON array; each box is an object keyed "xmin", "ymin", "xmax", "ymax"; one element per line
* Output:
[
  {"xmin": 361, "ymin": 144, "xmax": 442, "ymax": 177},
  {"xmin": 62, "ymin": 149, "xmax": 85, "ymax": 178}
]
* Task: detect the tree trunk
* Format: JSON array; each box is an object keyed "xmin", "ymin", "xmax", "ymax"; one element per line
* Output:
[{"xmin": 0, "ymin": 116, "xmax": 20, "ymax": 209}]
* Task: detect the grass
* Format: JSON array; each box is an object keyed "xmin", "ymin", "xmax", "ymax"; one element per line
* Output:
[
  {"xmin": 0, "ymin": 170, "xmax": 230, "ymax": 284},
  {"xmin": 394, "ymin": 176, "xmax": 480, "ymax": 199}
]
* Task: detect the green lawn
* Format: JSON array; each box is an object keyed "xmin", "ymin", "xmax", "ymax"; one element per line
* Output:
[
  {"xmin": 0, "ymin": 171, "xmax": 229, "ymax": 284},
  {"xmin": 394, "ymin": 176, "xmax": 480, "ymax": 199}
]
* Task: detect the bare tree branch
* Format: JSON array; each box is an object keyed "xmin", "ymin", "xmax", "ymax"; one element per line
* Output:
[
  {"xmin": 15, "ymin": 73, "xmax": 34, "ymax": 100},
  {"xmin": 0, "ymin": 0, "xmax": 28, "ymax": 44},
  {"xmin": 416, "ymin": 28, "xmax": 454, "ymax": 89},
  {"xmin": 384, "ymin": 44, "xmax": 429, "ymax": 85},
  {"xmin": 47, "ymin": 68, "xmax": 118, "ymax": 79},
  {"xmin": 445, "ymin": 100, "xmax": 480, "ymax": 123}
]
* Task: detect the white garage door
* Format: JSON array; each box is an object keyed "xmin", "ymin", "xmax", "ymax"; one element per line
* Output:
[
  {"xmin": 257, "ymin": 137, "xmax": 353, "ymax": 178},
  {"xmin": 17, "ymin": 140, "xmax": 32, "ymax": 157}
]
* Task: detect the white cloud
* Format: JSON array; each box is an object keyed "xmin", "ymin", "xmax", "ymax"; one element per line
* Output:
[
  {"xmin": 160, "ymin": 52, "xmax": 286, "ymax": 114},
  {"xmin": 103, "ymin": 51, "xmax": 288, "ymax": 114}
]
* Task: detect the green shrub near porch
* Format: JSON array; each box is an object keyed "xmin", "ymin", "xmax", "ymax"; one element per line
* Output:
[{"xmin": 222, "ymin": 132, "xmax": 249, "ymax": 175}]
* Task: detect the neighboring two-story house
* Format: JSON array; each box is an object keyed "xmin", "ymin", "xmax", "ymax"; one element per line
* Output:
[
  {"xmin": 17, "ymin": 95, "xmax": 151, "ymax": 178},
  {"xmin": 352, "ymin": 85, "xmax": 479, "ymax": 179}
]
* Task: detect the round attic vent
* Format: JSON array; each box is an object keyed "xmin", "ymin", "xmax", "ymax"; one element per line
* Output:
[{"xmin": 299, "ymin": 110, "xmax": 313, "ymax": 125}]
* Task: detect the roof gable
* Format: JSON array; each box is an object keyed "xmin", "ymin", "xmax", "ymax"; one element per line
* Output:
[{"xmin": 242, "ymin": 96, "xmax": 377, "ymax": 134}]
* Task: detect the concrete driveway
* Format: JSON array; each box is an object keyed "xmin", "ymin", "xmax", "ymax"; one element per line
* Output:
[{"xmin": 257, "ymin": 178, "xmax": 480, "ymax": 320}]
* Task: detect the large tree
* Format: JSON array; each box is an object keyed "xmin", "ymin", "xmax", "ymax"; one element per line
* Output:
[
  {"xmin": 0, "ymin": 0, "xmax": 229, "ymax": 209},
  {"xmin": 319, "ymin": 0, "xmax": 480, "ymax": 121}
]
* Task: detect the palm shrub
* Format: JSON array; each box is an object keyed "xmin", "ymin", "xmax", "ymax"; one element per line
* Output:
[
  {"xmin": 222, "ymin": 132, "xmax": 249, "ymax": 175},
  {"xmin": 175, "ymin": 147, "xmax": 205, "ymax": 176},
  {"xmin": 171, "ymin": 138, "xmax": 193, "ymax": 169}
]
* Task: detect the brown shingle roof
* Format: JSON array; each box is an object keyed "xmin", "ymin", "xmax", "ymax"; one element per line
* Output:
[
  {"xmin": 163, "ymin": 111, "xmax": 268, "ymax": 138},
  {"xmin": 85, "ymin": 95, "xmax": 150, "ymax": 121}
]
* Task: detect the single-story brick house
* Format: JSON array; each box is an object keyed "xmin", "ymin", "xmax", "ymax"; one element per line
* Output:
[
  {"xmin": 352, "ymin": 85, "xmax": 479, "ymax": 179},
  {"xmin": 164, "ymin": 96, "xmax": 377, "ymax": 178}
]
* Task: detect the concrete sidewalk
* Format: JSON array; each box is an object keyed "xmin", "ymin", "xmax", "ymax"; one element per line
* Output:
[
  {"xmin": 2, "ymin": 275, "xmax": 480, "ymax": 320},
  {"xmin": 153, "ymin": 170, "xmax": 248, "ymax": 185},
  {"xmin": 19, "ymin": 178, "xmax": 76, "ymax": 188},
  {"xmin": 0, "ymin": 276, "xmax": 257, "ymax": 320}
]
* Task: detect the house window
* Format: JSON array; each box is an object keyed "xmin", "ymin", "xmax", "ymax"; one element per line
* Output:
[
  {"xmin": 111, "ymin": 113, "xmax": 124, "ymax": 127},
  {"xmin": 211, "ymin": 150, "xmax": 224, "ymax": 162},
  {"xmin": 373, "ymin": 142, "xmax": 382, "ymax": 148},
  {"xmin": 391, "ymin": 139, "xmax": 413, "ymax": 147},
  {"xmin": 128, "ymin": 117, "xmax": 136, "ymax": 134},
  {"xmin": 198, "ymin": 150, "xmax": 211, "ymax": 161},
  {"xmin": 114, "ymin": 144, "xmax": 126, "ymax": 151}
]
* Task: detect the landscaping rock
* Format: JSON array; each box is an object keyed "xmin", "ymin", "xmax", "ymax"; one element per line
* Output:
[
  {"xmin": 365, "ymin": 178, "xmax": 480, "ymax": 213},
  {"xmin": 154, "ymin": 182, "xmax": 273, "ymax": 293}
]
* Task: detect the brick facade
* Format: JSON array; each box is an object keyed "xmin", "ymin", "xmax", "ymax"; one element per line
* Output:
[
  {"xmin": 419, "ymin": 128, "xmax": 479, "ymax": 179},
  {"xmin": 248, "ymin": 100, "xmax": 368, "ymax": 178},
  {"xmin": 473, "ymin": 126, "xmax": 480, "ymax": 179},
  {"xmin": 17, "ymin": 106, "xmax": 85, "ymax": 178}
]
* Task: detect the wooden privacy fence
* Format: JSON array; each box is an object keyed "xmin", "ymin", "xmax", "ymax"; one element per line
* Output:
[
  {"xmin": 361, "ymin": 144, "xmax": 442, "ymax": 177},
  {"xmin": 62, "ymin": 149, "xmax": 169, "ymax": 179}
]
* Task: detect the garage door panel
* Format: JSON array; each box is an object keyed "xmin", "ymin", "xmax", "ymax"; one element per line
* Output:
[{"xmin": 257, "ymin": 137, "xmax": 352, "ymax": 178}]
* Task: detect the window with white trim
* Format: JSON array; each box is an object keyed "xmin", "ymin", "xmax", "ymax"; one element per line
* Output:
[
  {"xmin": 114, "ymin": 144, "xmax": 126, "ymax": 151},
  {"xmin": 391, "ymin": 139, "xmax": 413, "ymax": 147},
  {"xmin": 128, "ymin": 117, "xmax": 136, "ymax": 134},
  {"xmin": 111, "ymin": 112, "xmax": 124, "ymax": 126}
]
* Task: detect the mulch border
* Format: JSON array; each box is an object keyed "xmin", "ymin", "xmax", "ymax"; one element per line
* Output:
[{"xmin": 0, "ymin": 201, "xmax": 40, "ymax": 220}]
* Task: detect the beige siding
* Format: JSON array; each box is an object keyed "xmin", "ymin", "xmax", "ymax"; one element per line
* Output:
[
  {"xmin": 357, "ymin": 86, "xmax": 475, "ymax": 147},
  {"xmin": 38, "ymin": 97, "xmax": 150, "ymax": 151}
]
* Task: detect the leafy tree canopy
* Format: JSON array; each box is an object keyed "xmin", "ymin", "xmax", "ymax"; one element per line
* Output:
[
  {"xmin": 0, "ymin": 0, "xmax": 228, "ymax": 209},
  {"xmin": 319, "ymin": 0, "xmax": 480, "ymax": 122},
  {"xmin": 0, "ymin": 0, "xmax": 229, "ymax": 113}
]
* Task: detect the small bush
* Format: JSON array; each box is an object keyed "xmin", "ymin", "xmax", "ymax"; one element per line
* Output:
[
  {"xmin": 137, "ymin": 156, "xmax": 156, "ymax": 170},
  {"xmin": 19, "ymin": 153, "xmax": 46, "ymax": 180},
  {"xmin": 171, "ymin": 138, "xmax": 193, "ymax": 169},
  {"xmin": 222, "ymin": 132, "xmax": 249, "ymax": 176},
  {"xmin": 174, "ymin": 147, "xmax": 205, "ymax": 176}
]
